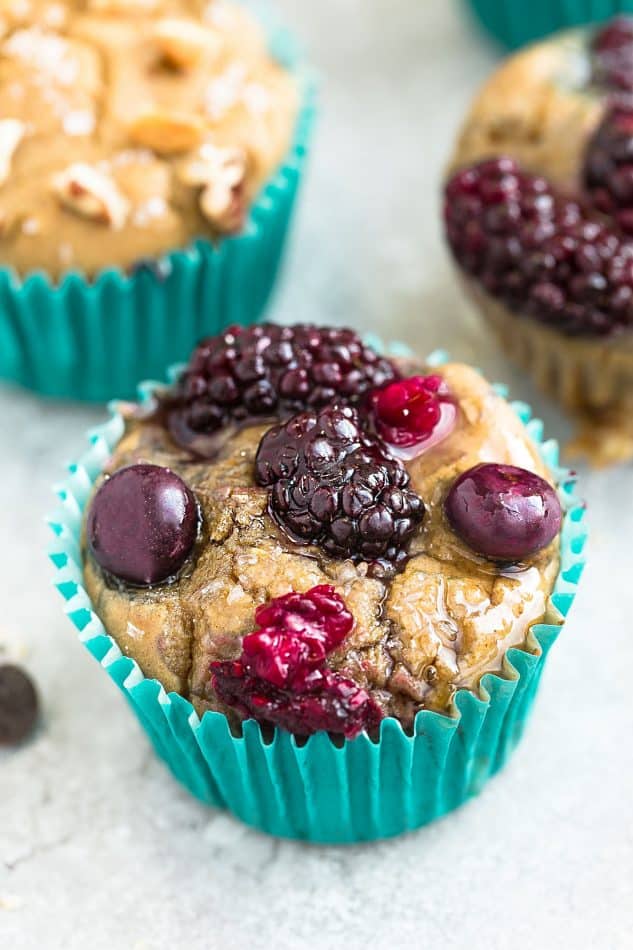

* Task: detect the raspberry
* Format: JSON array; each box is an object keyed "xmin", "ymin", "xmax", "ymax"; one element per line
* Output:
[
  {"xmin": 211, "ymin": 585, "xmax": 383, "ymax": 737},
  {"xmin": 367, "ymin": 374, "xmax": 455, "ymax": 449},
  {"xmin": 444, "ymin": 157, "xmax": 633, "ymax": 336},
  {"xmin": 254, "ymin": 404, "xmax": 425, "ymax": 567},
  {"xmin": 584, "ymin": 105, "xmax": 633, "ymax": 233},
  {"xmin": 166, "ymin": 324, "xmax": 398, "ymax": 454},
  {"xmin": 242, "ymin": 585, "xmax": 354, "ymax": 687}
]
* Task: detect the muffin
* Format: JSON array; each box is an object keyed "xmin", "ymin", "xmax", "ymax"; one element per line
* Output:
[
  {"xmin": 445, "ymin": 17, "xmax": 633, "ymax": 464},
  {"xmin": 464, "ymin": 0, "xmax": 633, "ymax": 50},
  {"xmin": 0, "ymin": 0, "xmax": 314, "ymax": 399},
  {"xmin": 50, "ymin": 325, "xmax": 586, "ymax": 842}
]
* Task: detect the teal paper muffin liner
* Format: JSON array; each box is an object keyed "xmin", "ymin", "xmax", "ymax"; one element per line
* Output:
[
  {"xmin": 0, "ymin": 8, "xmax": 316, "ymax": 402},
  {"xmin": 465, "ymin": 0, "xmax": 633, "ymax": 48},
  {"xmin": 48, "ymin": 346, "xmax": 587, "ymax": 843}
]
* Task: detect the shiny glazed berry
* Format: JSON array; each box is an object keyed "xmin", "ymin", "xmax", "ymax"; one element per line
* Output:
[
  {"xmin": 87, "ymin": 464, "xmax": 198, "ymax": 586},
  {"xmin": 166, "ymin": 324, "xmax": 398, "ymax": 454},
  {"xmin": 368, "ymin": 374, "xmax": 455, "ymax": 449},
  {"xmin": 444, "ymin": 463, "xmax": 562, "ymax": 562},
  {"xmin": 255, "ymin": 405, "xmax": 425, "ymax": 566},
  {"xmin": 211, "ymin": 586, "xmax": 383, "ymax": 738},
  {"xmin": 444, "ymin": 157, "xmax": 633, "ymax": 337}
]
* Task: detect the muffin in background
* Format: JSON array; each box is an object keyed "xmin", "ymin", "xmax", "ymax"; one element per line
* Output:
[
  {"xmin": 0, "ymin": 0, "xmax": 314, "ymax": 400},
  {"xmin": 50, "ymin": 325, "xmax": 586, "ymax": 842},
  {"xmin": 445, "ymin": 17, "xmax": 633, "ymax": 464}
]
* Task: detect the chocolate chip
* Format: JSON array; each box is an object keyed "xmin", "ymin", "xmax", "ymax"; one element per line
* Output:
[{"xmin": 0, "ymin": 664, "xmax": 39, "ymax": 746}]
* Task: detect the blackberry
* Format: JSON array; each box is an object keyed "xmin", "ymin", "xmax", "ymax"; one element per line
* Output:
[
  {"xmin": 584, "ymin": 105, "xmax": 633, "ymax": 233},
  {"xmin": 444, "ymin": 157, "xmax": 633, "ymax": 337},
  {"xmin": 591, "ymin": 16, "xmax": 633, "ymax": 92},
  {"xmin": 255, "ymin": 404, "xmax": 425, "ymax": 565},
  {"xmin": 166, "ymin": 323, "xmax": 398, "ymax": 454},
  {"xmin": 211, "ymin": 585, "xmax": 383, "ymax": 738}
]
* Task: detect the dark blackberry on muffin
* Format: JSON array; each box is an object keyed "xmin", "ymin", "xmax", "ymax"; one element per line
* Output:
[{"xmin": 445, "ymin": 17, "xmax": 633, "ymax": 464}]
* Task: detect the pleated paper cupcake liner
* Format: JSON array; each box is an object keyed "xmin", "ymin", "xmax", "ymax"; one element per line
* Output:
[
  {"xmin": 465, "ymin": 0, "xmax": 631, "ymax": 49},
  {"xmin": 0, "ymin": 8, "xmax": 316, "ymax": 403},
  {"xmin": 48, "ymin": 345, "xmax": 587, "ymax": 843},
  {"xmin": 469, "ymin": 281, "xmax": 633, "ymax": 464}
]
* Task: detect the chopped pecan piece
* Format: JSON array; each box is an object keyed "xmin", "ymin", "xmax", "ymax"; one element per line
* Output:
[
  {"xmin": 0, "ymin": 119, "xmax": 24, "ymax": 187},
  {"xmin": 52, "ymin": 162, "xmax": 130, "ymax": 228},
  {"xmin": 179, "ymin": 143, "xmax": 247, "ymax": 232}
]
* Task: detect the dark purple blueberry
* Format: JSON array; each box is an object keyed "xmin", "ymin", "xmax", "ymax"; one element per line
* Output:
[
  {"xmin": 444, "ymin": 157, "xmax": 633, "ymax": 337},
  {"xmin": 0, "ymin": 664, "xmax": 39, "ymax": 746},
  {"xmin": 165, "ymin": 324, "xmax": 398, "ymax": 454},
  {"xmin": 444, "ymin": 463, "xmax": 562, "ymax": 562},
  {"xmin": 254, "ymin": 404, "xmax": 425, "ymax": 566},
  {"xmin": 210, "ymin": 585, "xmax": 383, "ymax": 737},
  {"xmin": 87, "ymin": 464, "xmax": 199, "ymax": 586}
]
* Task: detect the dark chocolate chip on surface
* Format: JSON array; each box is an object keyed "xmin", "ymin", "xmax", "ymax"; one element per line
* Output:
[{"xmin": 0, "ymin": 664, "xmax": 39, "ymax": 746}]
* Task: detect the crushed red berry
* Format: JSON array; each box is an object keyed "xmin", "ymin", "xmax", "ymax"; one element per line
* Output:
[
  {"xmin": 166, "ymin": 324, "xmax": 398, "ymax": 455},
  {"xmin": 367, "ymin": 374, "xmax": 456, "ymax": 450},
  {"xmin": 211, "ymin": 585, "xmax": 383, "ymax": 737},
  {"xmin": 242, "ymin": 585, "xmax": 354, "ymax": 688},
  {"xmin": 444, "ymin": 156, "xmax": 633, "ymax": 336},
  {"xmin": 255, "ymin": 404, "xmax": 425, "ymax": 566}
]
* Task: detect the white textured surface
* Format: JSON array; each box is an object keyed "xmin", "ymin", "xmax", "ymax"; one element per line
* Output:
[{"xmin": 1, "ymin": 2, "xmax": 632, "ymax": 948}]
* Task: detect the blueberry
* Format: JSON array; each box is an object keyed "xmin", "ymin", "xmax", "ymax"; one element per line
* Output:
[
  {"xmin": 444, "ymin": 463, "xmax": 562, "ymax": 562},
  {"xmin": 87, "ymin": 464, "xmax": 199, "ymax": 586}
]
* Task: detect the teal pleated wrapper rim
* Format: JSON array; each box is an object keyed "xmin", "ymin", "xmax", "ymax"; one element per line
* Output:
[
  {"xmin": 48, "ymin": 345, "xmax": 587, "ymax": 844},
  {"xmin": 0, "ymin": 5, "xmax": 316, "ymax": 403},
  {"xmin": 464, "ymin": 0, "xmax": 633, "ymax": 48}
]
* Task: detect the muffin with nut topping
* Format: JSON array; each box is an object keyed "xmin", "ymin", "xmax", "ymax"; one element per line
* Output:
[
  {"xmin": 0, "ymin": 0, "xmax": 313, "ymax": 399},
  {"xmin": 445, "ymin": 17, "xmax": 633, "ymax": 464},
  {"xmin": 50, "ymin": 325, "xmax": 585, "ymax": 840}
]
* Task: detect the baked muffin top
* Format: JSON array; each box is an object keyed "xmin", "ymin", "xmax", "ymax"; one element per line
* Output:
[
  {"xmin": 0, "ymin": 0, "xmax": 298, "ymax": 277},
  {"xmin": 445, "ymin": 17, "xmax": 633, "ymax": 340},
  {"xmin": 81, "ymin": 325, "xmax": 563, "ymax": 737}
]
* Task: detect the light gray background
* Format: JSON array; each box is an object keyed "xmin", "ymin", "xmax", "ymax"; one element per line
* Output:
[{"xmin": 1, "ymin": 2, "xmax": 631, "ymax": 948}]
